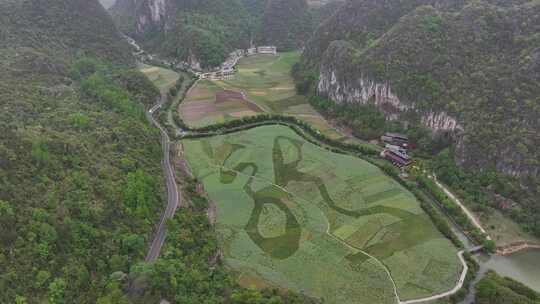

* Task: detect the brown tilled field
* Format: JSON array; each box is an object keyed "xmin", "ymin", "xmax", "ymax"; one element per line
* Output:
[
  {"xmin": 215, "ymin": 90, "xmax": 244, "ymax": 102},
  {"xmin": 180, "ymin": 83, "xmax": 264, "ymax": 127}
]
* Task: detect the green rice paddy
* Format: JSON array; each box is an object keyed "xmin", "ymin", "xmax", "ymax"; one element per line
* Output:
[{"xmin": 182, "ymin": 125, "xmax": 462, "ymax": 304}]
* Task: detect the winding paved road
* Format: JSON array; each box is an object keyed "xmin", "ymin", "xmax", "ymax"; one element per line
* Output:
[
  {"xmin": 124, "ymin": 34, "xmax": 183, "ymax": 262},
  {"xmin": 145, "ymin": 92, "xmax": 181, "ymax": 262}
]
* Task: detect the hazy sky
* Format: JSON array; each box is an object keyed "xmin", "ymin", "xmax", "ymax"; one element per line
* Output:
[{"xmin": 99, "ymin": 0, "xmax": 116, "ymax": 9}]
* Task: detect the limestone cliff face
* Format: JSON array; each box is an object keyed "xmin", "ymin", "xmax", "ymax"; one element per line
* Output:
[
  {"xmin": 317, "ymin": 42, "xmax": 539, "ymax": 178},
  {"xmin": 111, "ymin": 0, "xmax": 174, "ymax": 35},
  {"xmin": 421, "ymin": 112, "xmax": 461, "ymax": 132},
  {"xmin": 317, "ymin": 40, "xmax": 540, "ymax": 178},
  {"xmin": 134, "ymin": 0, "xmax": 173, "ymax": 34},
  {"xmin": 317, "ymin": 41, "xmax": 462, "ymax": 132},
  {"xmin": 318, "ymin": 70, "xmax": 408, "ymax": 121}
]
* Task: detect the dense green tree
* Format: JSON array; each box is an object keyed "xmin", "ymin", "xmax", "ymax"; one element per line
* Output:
[
  {"xmin": 483, "ymin": 239, "xmax": 496, "ymax": 253},
  {"xmin": 36, "ymin": 270, "xmax": 51, "ymax": 288},
  {"xmin": 15, "ymin": 296, "xmax": 28, "ymax": 304},
  {"xmin": 476, "ymin": 271, "xmax": 539, "ymax": 304},
  {"xmin": 123, "ymin": 169, "xmax": 158, "ymax": 219},
  {"xmin": 47, "ymin": 278, "xmax": 67, "ymax": 304},
  {"xmin": 96, "ymin": 282, "xmax": 130, "ymax": 304}
]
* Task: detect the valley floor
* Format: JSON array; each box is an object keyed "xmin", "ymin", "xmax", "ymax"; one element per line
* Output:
[
  {"xmin": 140, "ymin": 56, "xmax": 469, "ymax": 304},
  {"xmin": 182, "ymin": 125, "xmax": 462, "ymax": 303},
  {"xmin": 180, "ymin": 52, "xmax": 346, "ymax": 140}
]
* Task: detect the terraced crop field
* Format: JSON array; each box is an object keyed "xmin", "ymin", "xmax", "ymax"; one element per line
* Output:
[
  {"xmin": 180, "ymin": 52, "xmax": 343, "ymax": 139},
  {"xmin": 182, "ymin": 125, "xmax": 462, "ymax": 304}
]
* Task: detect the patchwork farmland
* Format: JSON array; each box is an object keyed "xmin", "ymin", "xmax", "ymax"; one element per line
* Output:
[
  {"xmin": 179, "ymin": 52, "xmax": 343, "ymax": 139},
  {"xmin": 180, "ymin": 80, "xmax": 264, "ymax": 127},
  {"xmin": 182, "ymin": 125, "xmax": 462, "ymax": 304}
]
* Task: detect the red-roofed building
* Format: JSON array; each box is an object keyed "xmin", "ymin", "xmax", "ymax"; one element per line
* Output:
[{"xmin": 382, "ymin": 149, "xmax": 412, "ymax": 167}]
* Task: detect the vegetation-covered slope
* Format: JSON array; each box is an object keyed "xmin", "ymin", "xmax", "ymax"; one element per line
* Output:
[
  {"xmin": 475, "ymin": 271, "xmax": 540, "ymax": 304},
  {"xmin": 0, "ymin": 0, "xmax": 165, "ymax": 302},
  {"xmin": 1, "ymin": 0, "xmax": 133, "ymax": 66},
  {"xmin": 295, "ymin": 0, "xmax": 540, "ymax": 237},
  {"xmin": 261, "ymin": 0, "xmax": 312, "ymax": 50},
  {"xmin": 301, "ymin": 0, "xmax": 540, "ymax": 177}
]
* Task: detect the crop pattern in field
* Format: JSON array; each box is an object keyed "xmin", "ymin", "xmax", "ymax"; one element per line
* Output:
[{"xmin": 183, "ymin": 125, "xmax": 462, "ymax": 303}]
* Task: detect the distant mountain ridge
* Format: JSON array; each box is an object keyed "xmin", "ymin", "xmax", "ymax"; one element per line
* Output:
[{"xmin": 109, "ymin": 0, "xmax": 342, "ymax": 68}]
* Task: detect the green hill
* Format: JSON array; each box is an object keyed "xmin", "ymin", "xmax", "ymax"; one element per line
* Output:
[
  {"xmin": 0, "ymin": 0, "xmax": 163, "ymax": 302},
  {"xmin": 301, "ymin": 0, "xmax": 540, "ymax": 177},
  {"xmin": 261, "ymin": 0, "xmax": 313, "ymax": 50},
  {"xmin": 295, "ymin": 0, "xmax": 540, "ymax": 237}
]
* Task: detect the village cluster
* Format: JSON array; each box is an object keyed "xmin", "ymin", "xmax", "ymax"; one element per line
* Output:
[
  {"xmin": 380, "ymin": 132, "xmax": 413, "ymax": 168},
  {"xmin": 125, "ymin": 35, "xmax": 277, "ymax": 81},
  {"xmin": 197, "ymin": 46, "xmax": 277, "ymax": 80}
]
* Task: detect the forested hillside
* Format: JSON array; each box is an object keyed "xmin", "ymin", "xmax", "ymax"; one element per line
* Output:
[
  {"xmin": 476, "ymin": 271, "xmax": 540, "ymax": 304},
  {"xmin": 261, "ymin": 0, "xmax": 312, "ymax": 50},
  {"xmin": 0, "ymin": 0, "xmax": 164, "ymax": 302},
  {"xmin": 294, "ymin": 0, "xmax": 540, "ymax": 237}
]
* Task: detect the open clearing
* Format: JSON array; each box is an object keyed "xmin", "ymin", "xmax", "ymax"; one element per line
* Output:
[
  {"xmin": 182, "ymin": 125, "xmax": 462, "ymax": 304},
  {"xmin": 180, "ymin": 52, "xmax": 344, "ymax": 139},
  {"xmin": 482, "ymin": 209, "xmax": 540, "ymax": 246}
]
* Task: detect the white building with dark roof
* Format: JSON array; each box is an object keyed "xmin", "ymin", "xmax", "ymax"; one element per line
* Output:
[{"xmin": 257, "ymin": 46, "xmax": 277, "ymax": 55}]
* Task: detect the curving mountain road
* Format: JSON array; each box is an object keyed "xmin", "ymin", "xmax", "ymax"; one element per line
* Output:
[
  {"xmin": 145, "ymin": 92, "xmax": 181, "ymax": 262},
  {"xmin": 124, "ymin": 34, "xmax": 183, "ymax": 262}
]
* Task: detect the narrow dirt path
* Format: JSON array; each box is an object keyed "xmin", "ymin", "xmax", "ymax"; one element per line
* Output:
[{"xmin": 430, "ymin": 175, "xmax": 491, "ymax": 240}]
